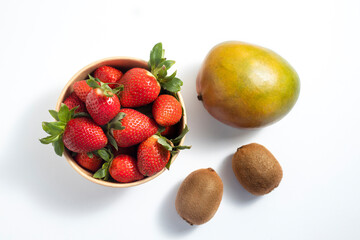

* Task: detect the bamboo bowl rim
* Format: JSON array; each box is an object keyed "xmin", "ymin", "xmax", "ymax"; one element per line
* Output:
[{"xmin": 56, "ymin": 56, "xmax": 187, "ymax": 188}]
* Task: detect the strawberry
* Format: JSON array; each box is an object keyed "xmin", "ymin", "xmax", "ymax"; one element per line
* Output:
[
  {"xmin": 63, "ymin": 92, "xmax": 86, "ymax": 113},
  {"xmin": 85, "ymin": 77, "xmax": 121, "ymax": 126},
  {"xmin": 137, "ymin": 127, "xmax": 191, "ymax": 176},
  {"xmin": 137, "ymin": 135, "xmax": 171, "ymax": 176},
  {"xmin": 119, "ymin": 68, "xmax": 160, "ymax": 107},
  {"xmin": 73, "ymin": 80, "xmax": 98, "ymax": 102},
  {"xmin": 110, "ymin": 108, "xmax": 158, "ymax": 148},
  {"xmin": 86, "ymin": 89, "xmax": 120, "ymax": 125},
  {"xmin": 75, "ymin": 153, "xmax": 103, "ymax": 172},
  {"xmin": 118, "ymin": 43, "xmax": 183, "ymax": 108},
  {"xmin": 63, "ymin": 117, "xmax": 108, "ymax": 153},
  {"xmin": 40, "ymin": 104, "xmax": 108, "ymax": 155},
  {"xmin": 152, "ymin": 94, "xmax": 182, "ymax": 127},
  {"xmin": 94, "ymin": 66, "xmax": 123, "ymax": 89},
  {"xmin": 109, "ymin": 154, "xmax": 144, "ymax": 183}
]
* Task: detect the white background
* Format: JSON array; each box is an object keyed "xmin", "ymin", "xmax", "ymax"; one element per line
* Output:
[{"xmin": 0, "ymin": 0, "xmax": 359, "ymax": 239}]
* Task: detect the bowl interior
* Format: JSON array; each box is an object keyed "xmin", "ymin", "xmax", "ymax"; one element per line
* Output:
[{"xmin": 56, "ymin": 57, "xmax": 187, "ymax": 188}]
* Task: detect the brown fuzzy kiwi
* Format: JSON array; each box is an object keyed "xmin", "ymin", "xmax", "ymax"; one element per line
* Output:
[
  {"xmin": 232, "ymin": 143, "xmax": 283, "ymax": 195},
  {"xmin": 175, "ymin": 168, "xmax": 223, "ymax": 225}
]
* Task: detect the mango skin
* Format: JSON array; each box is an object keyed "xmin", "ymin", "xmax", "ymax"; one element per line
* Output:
[{"xmin": 196, "ymin": 41, "xmax": 300, "ymax": 128}]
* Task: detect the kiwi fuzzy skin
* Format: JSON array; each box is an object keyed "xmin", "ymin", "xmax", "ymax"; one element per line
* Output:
[
  {"xmin": 232, "ymin": 143, "xmax": 283, "ymax": 196},
  {"xmin": 175, "ymin": 168, "xmax": 223, "ymax": 225}
]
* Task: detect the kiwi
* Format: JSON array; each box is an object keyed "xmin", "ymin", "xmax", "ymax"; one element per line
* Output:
[
  {"xmin": 175, "ymin": 168, "xmax": 223, "ymax": 225},
  {"xmin": 232, "ymin": 143, "xmax": 283, "ymax": 195}
]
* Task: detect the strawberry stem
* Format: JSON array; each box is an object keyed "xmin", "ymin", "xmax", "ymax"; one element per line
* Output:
[
  {"xmin": 86, "ymin": 75, "xmax": 123, "ymax": 97},
  {"xmin": 104, "ymin": 112, "xmax": 126, "ymax": 151}
]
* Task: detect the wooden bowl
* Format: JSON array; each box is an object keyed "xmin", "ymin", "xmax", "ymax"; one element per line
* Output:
[{"xmin": 56, "ymin": 57, "xmax": 187, "ymax": 188}]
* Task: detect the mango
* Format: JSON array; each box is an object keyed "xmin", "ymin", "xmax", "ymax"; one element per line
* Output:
[{"xmin": 196, "ymin": 41, "xmax": 300, "ymax": 128}]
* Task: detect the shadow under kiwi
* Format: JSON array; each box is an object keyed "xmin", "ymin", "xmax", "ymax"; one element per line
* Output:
[
  {"xmin": 157, "ymin": 180, "xmax": 197, "ymax": 235},
  {"xmin": 219, "ymin": 154, "xmax": 260, "ymax": 204}
]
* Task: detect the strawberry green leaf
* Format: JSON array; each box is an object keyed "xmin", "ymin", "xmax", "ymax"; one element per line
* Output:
[
  {"xmin": 108, "ymin": 113, "xmax": 126, "ymax": 130},
  {"xmin": 161, "ymin": 77, "xmax": 183, "ymax": 93},
  {"xmin": 41, "ymin": 106, "xmax": 75, "ymax": 155},
  {"xmin": 42, "ymin": 122, "xmax": 64, "ymax": 136},
  {"xmin": 52, "ymin": 136, "xmax": 64, "ymax": 156},
  {"xmin": 157, "ymin": 65, "xmax": 167, "ymax": 79},
  {"xmin": 161, "ymin": 60, "xmax": 175, "ymax": 70},
  {"xmin": 103, "ymin": 162, "xmax": 111, "ymax": 180},
  {"xmin": 93, "ymin": 168, "xmax": 106, "ymax": 179},
  {"xmin": 51, "ymin": 121, "xmax": 66, "ymax": 128},
  {"xmin": 87, "ymin": 77, "xmax": 122, "ymax": 98},
  {"xmin": 103, "ymin": 84, "xmax": 112, "ymax": 91},
  {"xmin": 157, "ymin": 136, "xmax": 173, "ymax": 151},
  {"xmin": 106, "ymin": 133, "xmax": 118, "ymax": 151},
  {"xmin": 49, "ymin": 110, "xmax": 59, "ymax": 121},
  {"xmin": 39, "ymin": 134, "xmax": 60, "ymax": 144},
  {"xmin": 93, "ymin": 161, "xmax": 111, "ymax": 180},
  {"xmin": 113, "ymin": 85, "xmax": 124, "ymax": 95},
  {"xmin": 69, "ymin": 105, "xmax": 79, "ymax": 118},
  {"xmin": 103, "ymin": 162, "xmax": 110, "ymax": 169},
  {"xmin": 97, "ymin": 149, "xmax": 110, "ymax": 162},
  {"xmin": 88, "ymin": 74, "xmax": 102, "ymax": 83},
  {"xmin": 150, "ymin": 42, "xmax": 163, "ymax": 70},
  {"xmin": 174, "ymin": 145, "xmax": 191, "ymax": 150},
  {"xmin": 148, "ymin": 43, "xmax": 184, "ymax": 92},
  {"xmin": 87, "ymin": 152, "xmax": 94, "ymax": 158},
  {"xmin": 86, "ymin": 78, "xmax": 101, "ymax": 89},
  {"xmin": 111, "ymin": 122, "xmax": 125, "ymax": 130},
  {"xmin": 58, "ymin": 104, "xmax": 71, "ymax": 123},
  {"xmin": 164, "ymin": 70, "xmax": 177, "ymax": 81},
  {"xmin": 103, "ymin": 91, "xmax": 114, "ymax": 98},
  {"xmin": 102, "ymin": 84, "xmax": 115, "ymax": 97},
  {"xmin": 165, "ymin": 158, "xmax": 172, "ymax": 170},
  {"xmin": 74, "ymin": 112, "xmax": 91, "ymax": 118},
  {"xmin": 111, "ymin": 112, "xmax": 126, "ymax": 123},
  {"xmin": 41, "ymin": 122, "xmax": 53, "ymax": 135}
]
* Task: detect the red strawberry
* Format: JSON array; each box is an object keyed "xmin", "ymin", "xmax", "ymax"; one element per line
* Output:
[
  {"xmin": 41, "ymin": 105, "xmax": 108, "ymax": 156},
  {"xmin": 137, "ymin": 135, "xmax": 171, "ymax": 176},
  {"xmin": 94, "ymin": 66, "xmax": 123, "ymax": 89},
  {"xmin": 63, "ymin": 92, "xmax": 86, "ymax": 113},
  {"xmin": 152, "ymin": 94, "xmax": 182, "ymax": 127},
  {"xmin": 73, "ymin": 80, "xmax": 97, "ymax": 102},
  {"xmin": 111, "ymin": 108, "xmax": 158, "ymax": 148},
  {"xmin": 119, "ymin": 68, "xmax": 160, "ymax": 107},
  {"xmin": 86, "ymin": 88, "xmax": 120, "ymax": 125},
  {"xmin": 117, "ymin": 43, "xmax": 183, "ymax": 108},
  {"xmin": 63, "ymin": 117, "xmax": 108, "ymax": 153},
  {"xmin": 109, "ymin": 154, "xmax": 144, "ymax": 183},
  {"xmin": 137, "ymin": 126, "xmax": 191, "ymax": 176},
  {"xmin": 75, "ymin": 153, "xmax": 103, "ymax": 172}
]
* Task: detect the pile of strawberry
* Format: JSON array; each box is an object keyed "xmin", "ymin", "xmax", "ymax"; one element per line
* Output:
[{"xmin": 40, "ymin": 43, "xmax": 190, "ymax": 183}]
